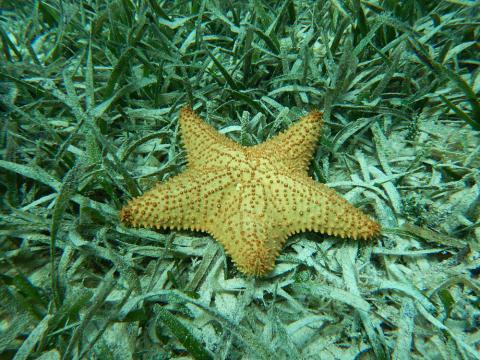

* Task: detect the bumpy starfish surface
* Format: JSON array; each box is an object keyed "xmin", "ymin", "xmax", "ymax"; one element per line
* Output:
[{"xmin": 120, "ymin": 106, "xmax": 380, "ymax": 276}]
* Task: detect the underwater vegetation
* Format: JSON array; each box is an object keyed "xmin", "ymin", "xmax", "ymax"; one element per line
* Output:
[{"xmin": 0, "ymin": 1, "xmax": 479, "ymax": 359}]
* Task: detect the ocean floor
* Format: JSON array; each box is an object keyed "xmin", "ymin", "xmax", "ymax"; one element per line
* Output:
[{"xmin": 1, "ymin": 1, "xmax": 479, "ymax": 359}]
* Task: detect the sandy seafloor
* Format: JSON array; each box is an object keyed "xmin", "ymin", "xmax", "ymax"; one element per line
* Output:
[{"xmin": 0, "ymin": 1, "xmax": 479, "ymax": 359}]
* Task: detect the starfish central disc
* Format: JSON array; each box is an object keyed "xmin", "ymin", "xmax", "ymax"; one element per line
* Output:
[{"xmin": 120, "ymin": 106, "xmax": 380, "ymax": 276}]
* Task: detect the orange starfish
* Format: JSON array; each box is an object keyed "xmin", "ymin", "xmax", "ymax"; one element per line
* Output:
[{"xmin": 120, "ymin": 106, "xmax": 380, "ymax": 276}]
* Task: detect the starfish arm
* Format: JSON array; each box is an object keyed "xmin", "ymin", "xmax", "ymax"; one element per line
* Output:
[
  {"xmin": 250, "ymin": 110, "xmax": 323, "ymax": 173},
  {"xmin": 120, "ymin": 168, "xmax": 234, "ymax": 232},
  {"xmin": 179, "ymin": 106, "xmax": 243, "ymax": 168},
  {"xmin": 210, "ymin": 215, "xmax": 283, "ymax": 276},
  {"xmin": 209, "ymin": 183, "xmax": 286, "ymax": 276},
  {"xmin": 269, "ymin": 174, "xmax": 380, "ymax": 240}
]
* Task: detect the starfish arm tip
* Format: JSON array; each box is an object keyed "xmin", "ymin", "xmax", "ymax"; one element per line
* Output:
[
  {"xmin": 356, "ymin": 218, "xmax": 381, "ymax": 240},
  {"xmin": 119, "ymin": 205, "xmax": 132, "ymax": 225},
  {"xmin": 309, "ymin": 109, "xmax": 323, "ymax": 117},
  {"xmin": 180, "ymin": 105, "xmax": 193, "ymax": 113}
]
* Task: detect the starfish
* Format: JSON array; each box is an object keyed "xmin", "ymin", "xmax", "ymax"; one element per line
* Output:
[{"xmin": 120, "ymin": 106, "xmax": 380, "ymax": 276}]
